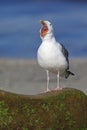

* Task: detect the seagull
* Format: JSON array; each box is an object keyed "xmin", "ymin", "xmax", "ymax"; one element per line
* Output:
[{"xmin": 37, "ymin": 20, "xmax": 74, "ymax": 92}]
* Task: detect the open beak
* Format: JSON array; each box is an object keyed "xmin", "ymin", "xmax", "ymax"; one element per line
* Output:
[
  {"xmin": 40, "ymin": 20, "xmax": 48, "ymax": 37},
  {"xmin": 40, "ymin": 20, "xmax": 46, "ymax": 26}
]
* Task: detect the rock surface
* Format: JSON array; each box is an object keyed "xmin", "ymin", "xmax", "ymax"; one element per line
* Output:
[{"xmin": 0, "ymin": 88, "xmax": 87, "ymax": 130}]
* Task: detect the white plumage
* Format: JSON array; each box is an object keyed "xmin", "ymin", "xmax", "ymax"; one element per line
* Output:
[{"xmin": 37, "ymin": 20, "xmax": 74, "ymax": 92}]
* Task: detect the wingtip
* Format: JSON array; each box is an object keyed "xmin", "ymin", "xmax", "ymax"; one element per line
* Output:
[{"xmin": 65, "ymin": 71, "xmax": 75, "ymax": 79}]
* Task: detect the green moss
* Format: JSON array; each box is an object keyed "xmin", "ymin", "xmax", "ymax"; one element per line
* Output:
[
  {"xmin": 0, "ymin": 101, "xmax": 13, "ymax": 128},
  {"xmin": 0, "ymin": 88, "xmax": 87, "ymax": 130}
]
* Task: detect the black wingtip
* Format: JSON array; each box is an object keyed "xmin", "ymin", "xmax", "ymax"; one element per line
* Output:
[
  {"xmin": 65, "ymin": 71, "xmax": 75, "ymax": 79},
  {"xmin": 70, "ymin": 71, "xmax": 75, "ymax": 76}
]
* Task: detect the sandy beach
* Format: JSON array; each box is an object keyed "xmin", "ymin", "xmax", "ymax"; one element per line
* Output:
[{"xmin": 0, "ymin": 58, "xmax": 87, "ymax": 95}]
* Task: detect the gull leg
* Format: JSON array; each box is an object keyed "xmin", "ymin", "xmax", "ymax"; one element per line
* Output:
[
  {"xmin": 44, "ymin": 70, "xmax": 51, "ymax": 92},
  {"xmin": 54, "ymin": 71, "xmax": 62, "ymax": 91}
]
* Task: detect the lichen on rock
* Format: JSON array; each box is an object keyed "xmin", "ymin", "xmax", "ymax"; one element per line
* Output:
[{"xmin": 0, "ymin": 88, "xmax": 87, "ymax": 130}]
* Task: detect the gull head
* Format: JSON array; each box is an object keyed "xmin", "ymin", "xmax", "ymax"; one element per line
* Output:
[{"xmin": 40, "ymin": 20, "xmax": 53, "ymax": 38}]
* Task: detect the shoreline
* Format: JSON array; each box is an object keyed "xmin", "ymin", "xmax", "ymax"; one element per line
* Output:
[{"xmin": 0, "ymin": 58, "xmax": 87, "ymax": 95}]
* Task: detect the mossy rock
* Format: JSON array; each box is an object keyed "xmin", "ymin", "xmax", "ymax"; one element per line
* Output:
[{"xmin": 0, "ymin": 88, "xmax": 87, "ymax": 130}]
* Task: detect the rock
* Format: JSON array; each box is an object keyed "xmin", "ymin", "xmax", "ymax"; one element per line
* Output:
[{"xmin": 0, "ymin": 88, "xmax": 87, "ymax": 130}]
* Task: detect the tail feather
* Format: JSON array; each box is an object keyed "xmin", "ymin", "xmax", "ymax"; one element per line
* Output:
[{"xmin": 65, "ymin": 70, "xmax": 75, "ymax": 79}]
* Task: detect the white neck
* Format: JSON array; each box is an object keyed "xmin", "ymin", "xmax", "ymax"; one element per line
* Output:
[{"xmin": 41, "ymin": 32, "xmax": 56, "ymax": 43}]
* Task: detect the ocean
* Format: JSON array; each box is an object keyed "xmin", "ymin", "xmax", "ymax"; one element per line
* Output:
[{"xmin": 0, "ymin": 0, "xmax": 87, "ymax": 58}]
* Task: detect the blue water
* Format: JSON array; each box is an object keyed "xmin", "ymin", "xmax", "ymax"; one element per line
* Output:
[{"xmin": 0, "ymin": 1, "xmax": 87, "ymax": 58}]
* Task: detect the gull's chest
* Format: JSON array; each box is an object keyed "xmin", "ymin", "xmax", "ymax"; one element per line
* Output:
[
  {"xmin": 38, "ymin": 42, "xmax": 60, "ymax": 60},
  {"xmin": 37, "ymin": 42, "xmax": 67, "ymax": 68}
]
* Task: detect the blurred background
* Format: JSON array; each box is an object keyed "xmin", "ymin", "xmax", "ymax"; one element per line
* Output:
[
  {"xmin": 0, "ymin": 0, "xmax": 87, "ymax": 95},
  {"xmin": 0, "ymin": 0, "xmax": 87, "ymax": 58}
]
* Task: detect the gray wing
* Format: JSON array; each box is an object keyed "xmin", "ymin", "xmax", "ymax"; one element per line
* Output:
[
  {"xmin": 60, "ymin": 43, "xmax": 69, "ymax": 69},
  {"xmin": 60, "ymin": 43, "xmax": 75, "ymax": 78}
]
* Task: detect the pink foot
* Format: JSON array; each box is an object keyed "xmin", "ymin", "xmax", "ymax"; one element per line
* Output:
[
  {"xmin": 40, "ymin": 88, "xmax": 51, "ymax": 94},
  {"xmin": 44, "ymin": 88, "xmax": 51, "ymax": 93},
  {"xmin": 54, "ymin": 87, "xmax": 62, "ymax": 91}
]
